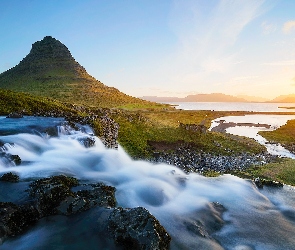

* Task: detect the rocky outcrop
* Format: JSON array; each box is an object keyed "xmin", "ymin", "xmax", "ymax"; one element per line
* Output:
[
  {"xmin": 6, "ymin": 112, "xmax": 23, "ymax": 118},
  {"xmin": 0, "ymin": 172, "xmax": 19, "ymax": 183},
  {"xmin": 28, "ymin": 175, "xmax": 116, "ymax": 217},
  {"xmin": 108, "ymin": 207, "xmax": 171, "ymax": 250},
  {"xmin": 0, "ymin": 202, "xmax": 39, "ymax": 244},
  {"xmin": 0, "ymin": 153, "xmax": 21, "ymax": 166}
]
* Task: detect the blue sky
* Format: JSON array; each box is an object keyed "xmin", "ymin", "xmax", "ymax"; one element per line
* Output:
[{"xmin": 1, "ymin": 0, "xmax": 295, "ymax": 99}]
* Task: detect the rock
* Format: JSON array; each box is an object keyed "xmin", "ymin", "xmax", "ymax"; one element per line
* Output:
[
  {"xmin": 10, "ymin": 155, "xmax": 21, "ymax": 166},
  {"xmin": 78, "ymin": 136, "xmax": 96, "ymax": 148},
  {"xmin": 0, "ymin": 172, "xmax": 19, "ymax": 183},
  {"xmin": 108, "ymin": 207, "xmax": 171, "ymax": 250},
  {"xmin": 28, "ymin": 175, "xmax": 116, "ymax": 216},
  {"xmin": 0, "ymin": 202, "xmax": 39, "ymax": 244},
  {"xmin": 6, "ymin": 112, "xmax": 23, "ymax": 118},
  {"xmin": 254, "ymin": 177, "xmax": 283, "ymax": 188}
]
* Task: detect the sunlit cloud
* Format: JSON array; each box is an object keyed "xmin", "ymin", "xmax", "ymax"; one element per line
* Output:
[{"xmin": 283, "ymin": 20, "xmax": 295, "ymax": 34}]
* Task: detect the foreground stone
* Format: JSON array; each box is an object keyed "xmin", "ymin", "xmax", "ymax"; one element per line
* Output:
[
  {"xmin": 0, "ymin": 202, "xmax": 39, "ymax": 244},
  {"xmin": 108, "ymin": 207, "xmax": 171, "ymax": 250},
  {"xmin": 28, "ymin": 175, "xmax": 116, "ymax": 217},
  {"xmin": 0, "ymin": 172, "xmax": 19, "ymax": 183}
]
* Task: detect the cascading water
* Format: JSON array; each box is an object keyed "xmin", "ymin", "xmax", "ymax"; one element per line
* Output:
[{"xmin": 0, "ymin": 116, "xmax": 295, "ymax": 249}]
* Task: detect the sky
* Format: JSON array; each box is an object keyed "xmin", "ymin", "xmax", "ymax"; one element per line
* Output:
[{"xmin": 1, "ymin": 0, "xmax": 295, "ymax": 99}]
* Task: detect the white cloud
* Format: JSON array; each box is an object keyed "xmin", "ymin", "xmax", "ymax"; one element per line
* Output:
[{"xmin": 283, "ymin": 20, "xmax": 295, "ymax": 34}]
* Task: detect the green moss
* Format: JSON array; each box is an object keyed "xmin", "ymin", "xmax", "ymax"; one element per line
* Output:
[{"xmin": 228, "ymin": 158, "xmax": 295, "ymax": 186}]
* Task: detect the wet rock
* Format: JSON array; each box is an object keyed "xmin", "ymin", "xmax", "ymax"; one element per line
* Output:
[
  {"xmin": 0, "ymin": 153, "xmax": 21, "ymax": 166},
  {"xmin": 254, "ymin": 177, "xmax": 283, "ymax": 189},
  {"xmin": 108, "ymin": 207, "xmax": 171, "ymax": 250},
  {"xmin": 28, "ymin": 175, "xmax": 80, "ymax": 216},
  {"xmin": 28, "ymin": 175, "xmax": 116, "ymax": 216},
  {"xmin": 0, "ymin": 202, "xmax": 39, "ymax": 244},
  {"xmin": 58, "ymin": 183, "xmax": 116, "ymax": 215},
  {"xmin": 0, "ymin": 172, "xmax": 19, "ymax": 183},
  {"xmin": 10, "ymin": 155, "xmax": 21, "ymax": 166},
  {"xmin": 78, "ymin": 136, "xmax": 96, "ymax": 148},
  {"xmin": 6, "ymin": 112, "xmax": 23, "ymax": 118}
]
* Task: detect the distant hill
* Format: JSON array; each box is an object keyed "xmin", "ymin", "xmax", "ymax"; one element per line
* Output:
[
  {"xmin": 236, "ymin": 95, "xmax": 268, "ymax": 102},
  {"xmin": 268, "ymin": 94, "xmax": 295, "ymax": 103},
  {"xmin": 0, "ymin": 36, "xmax": 154, "ymax": 108},
  {"xmin": 142, "ymin": 93, "xmax": 248, "ymax": 102}
]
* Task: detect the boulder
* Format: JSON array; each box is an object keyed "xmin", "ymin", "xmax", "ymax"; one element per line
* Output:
[
  {"xmin": 0, "ymin": 172, "xmax": 19, "ymax": 183},
  {"xmin": 108, "ymin": 207, "xmax": 171, "ymax": 250},
  {"xmin": 0, "ymin": 202, "xmax": 39, "ymax": 244},
  {"xmin": 6, "ymin": 112, "xmax": 23, "ymax": 118},
  {"xmin": 28, "ymin": 175, "xmax": 116, "ymax": 216}
]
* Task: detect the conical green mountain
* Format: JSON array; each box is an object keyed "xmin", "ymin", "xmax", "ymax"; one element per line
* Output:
[{"xmin": 0, "ymin": 36, "xmax": 152, "ymax": 108}]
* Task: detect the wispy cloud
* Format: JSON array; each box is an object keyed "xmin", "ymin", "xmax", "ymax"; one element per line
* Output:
[
  {"xmin": 261, "ymin": 21, "xmax": 277, "ymax": 34},
  {"xmin": 233, "ymin": 75, "xmax": 259, "ymax": 81},
  {"xmin": 283, "ymin": 20, "xmax": 295, "ymax": 34},
  {"xmin": 263, "ymin": 60, "xmax": 295, "ymax": 66},
  {"xmin": 169, "ymin": 0, "xmax": 267, "ymax": 77}
]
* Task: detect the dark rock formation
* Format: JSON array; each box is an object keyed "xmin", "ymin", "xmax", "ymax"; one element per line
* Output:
[
  {"xmin": 254, "ymin": 177, "xmax": 283, "ymax": 188},
  {"xmin": 0, "ymin": 153, "xmax": 22, "ymax": 166},
  {"xmin": 28, "ymin": 175, "xmax": 116, "ymax": 217},
  {"xmin": 0, "ymin": 202, "xmax": 39, "ymax": 244},
  {"xmin": 0, "ymin": 172, "xmax": 19, "ymax": 183},
  {"xmin": 6, "ymin": 112, "xmax": 23, "ymax": 118},
  {"xmin": 108, "ymin": 207, "xmax": 171, "ymax": 250}
]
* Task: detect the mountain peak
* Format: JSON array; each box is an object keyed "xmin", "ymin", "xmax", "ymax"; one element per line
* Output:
[
  {"xmin": 0, "ymin": 36, "xmax": 150, "ymax": 108},
  {"xmin": 30, "ymin": 36, "xmax": 70, "ymax": 58},
  {"xmin": 12, "ymin": 36, "xmax": 88, "ymax": 78}
]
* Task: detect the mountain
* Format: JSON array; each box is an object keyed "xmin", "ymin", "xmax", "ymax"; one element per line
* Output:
[
  {"xmin": 236, "ymin": 95, "xmax": 268, "ymax": 102},
  {"xmin": 142, "ymin": 93, "xmax": 248, "ymax": 102},
  {"xmin": 0, "ymin": 36, "xmax": 153, "ymax": 108},
  {"xmin": 184, "ymin": 93, "xmax": 247, "ymax": 102},
  {"xmin": 268, "ymin": 94, "xmax": 295, "ymax": 103}
]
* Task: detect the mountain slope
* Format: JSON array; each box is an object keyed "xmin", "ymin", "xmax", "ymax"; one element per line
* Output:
[
  {"xmin": 0, "ymin": 36, "xmax": 154, "ymax": 108},
  {"xmin": 269, "ymin": 94, "xmax": 295, "ymax": 103},
  {"xmin": 142, "ymin": 93, "xmax": 248, "ymax": 102}
]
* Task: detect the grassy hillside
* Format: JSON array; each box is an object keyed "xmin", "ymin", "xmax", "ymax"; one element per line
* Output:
[
  {"xmin": 0, "ymin": 36, "xmax": 162, "ymax": 109},
  {"xmin": 0, "ymin": 89, "xmax": 77, "ymax": 116}
]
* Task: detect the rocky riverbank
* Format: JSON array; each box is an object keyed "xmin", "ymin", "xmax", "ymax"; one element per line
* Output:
[{"xmin": 149, "ymin": 145, "xmax": 277, "ymax": 174}]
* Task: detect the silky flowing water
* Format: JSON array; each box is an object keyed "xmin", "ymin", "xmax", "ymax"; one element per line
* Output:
[{"xmin": 0, "ymin": 117, "xmax": 295, "ymax": 249}]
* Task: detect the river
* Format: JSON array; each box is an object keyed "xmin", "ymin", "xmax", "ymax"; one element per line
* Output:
[{"xmin": 0, "ymin": 116, "xmax": 295, "ymax": 249}]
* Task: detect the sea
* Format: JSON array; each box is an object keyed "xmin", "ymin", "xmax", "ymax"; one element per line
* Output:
[{"xmin": 164, "ymin": 102, "xmax": 295, "ymax": 112}]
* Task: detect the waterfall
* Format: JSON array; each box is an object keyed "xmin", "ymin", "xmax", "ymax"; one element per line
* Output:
[{"xmin": 1, "ymin": 116, "xmax": 295, "ymax": 249}]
